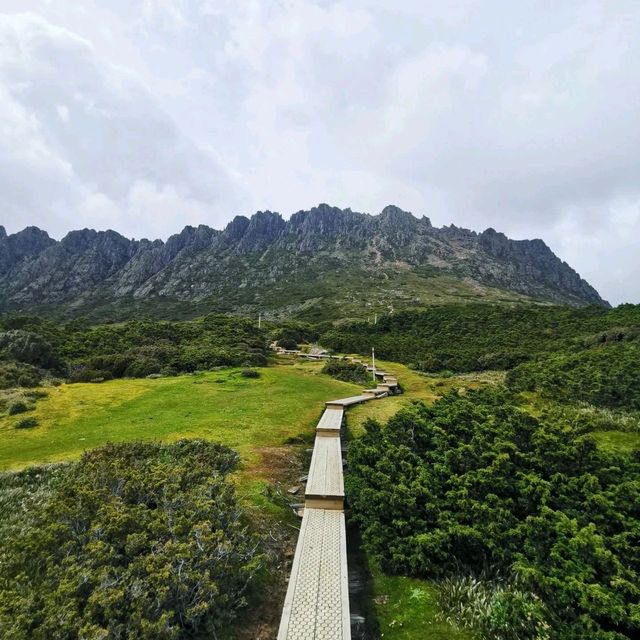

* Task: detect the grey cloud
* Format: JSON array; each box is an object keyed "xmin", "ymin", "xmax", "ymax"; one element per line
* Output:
[
  {"xmin": 0, "ymin": 1, "xmax": 638, "ymax": 303},
  {"xmin": 0, "ymin": 11, "xmax": 241, "ymax": 239}
]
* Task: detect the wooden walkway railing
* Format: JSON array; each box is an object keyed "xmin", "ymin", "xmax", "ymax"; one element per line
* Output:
[{"xmin": 277, "ymin": 356, "xmax": 398, "ymax": 640}]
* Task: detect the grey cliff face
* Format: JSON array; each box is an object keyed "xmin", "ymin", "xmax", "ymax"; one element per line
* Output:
[{"xmin": 0, "ymin": 204, "xmax": 608, "ymax": 316}]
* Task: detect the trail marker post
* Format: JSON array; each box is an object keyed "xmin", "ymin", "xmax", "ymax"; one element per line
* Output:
[{"xmin": 372, "ymin": 346, "xmax": 376, "ymax": 381}]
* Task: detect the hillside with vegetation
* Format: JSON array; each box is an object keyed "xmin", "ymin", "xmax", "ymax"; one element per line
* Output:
[
  {"xmin": 321, "ymin": 303, "xmax": 640, "ymax": 372},
  {"xmin": 0, "ymin": 314, "xmax": 267, "ymax": 386},
  {"xmin": 0, "ymin": 204, "xmax": 606, "ymax": 322}
]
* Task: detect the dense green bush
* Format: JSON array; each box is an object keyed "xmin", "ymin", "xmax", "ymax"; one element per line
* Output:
[
  {"xmin": 240, "ymin": 369, "xmax": 260, "ymax": 378},
  {"xmin": 15, "ymin": 417, "xmax": 38, "ymax": 428},
  {"xmin": 0, "ymin": 362, "xmax": 42, "ymax": 389},
  {"xmin": 271, "ymin": 321, "xmax": 322, "ymax": 347},
  {"xmin": 321, "ymin": 360, "xmax": 369, "ymax": 385},
  {"xmin": 321, "ymin": 304, "xmax": 640, "ymax": 373},
  {"xmin": 0, "ymin": 440, "xmax": 263, "ymax": 639},
  {"xmin": 347, "ymin": 390, "xmax": 639, "ymax": 639},
  {"xmin": 0, "ymin": 330, "xmax": 58, "ymax": 369},
  {"xmin": 506, "ymin": 342, "xmax": 640, "ymax": 410},
  {"xmin": 7, "ymin": 400, "xmax": 29, "ymax": 415}
]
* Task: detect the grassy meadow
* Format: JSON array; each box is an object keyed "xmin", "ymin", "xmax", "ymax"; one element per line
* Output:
[{"xmin": 0, "ymin": 363, "xmax": 364, "ymax": 472}]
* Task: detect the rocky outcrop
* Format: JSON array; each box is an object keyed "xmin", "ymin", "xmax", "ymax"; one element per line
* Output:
[{"xmin": 0, "ymin": 205, "xmax": 608, "ymax": 317}]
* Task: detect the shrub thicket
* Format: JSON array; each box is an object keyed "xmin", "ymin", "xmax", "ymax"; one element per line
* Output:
[
  {"xmin": 321, "ymin": 304, "xmax": 640, "ymax": 373},
  {"xmin": 7, "ymin": 400, "xmax": 29, "ymax": 415},
  {"xmin": 321, "ymin": 360, "xmax": 370, "ymax": 385},
  {"xmin": 506, "ymin": 342, "xmax": 640, "ymax": 410},
  {"xmin": 15, "ymin": 417, "xmax": 38, "ymax": 429},
  {"xmin": 0, "ymin": 314, "xmax": 268, "ymax": 386},
  {"xmin": 0, "ymin": 440, "xmax": 263, "ymax": 639},
  {"xmin": 347, "ymin": 389, "xmax": 639, "ymax": 639}
]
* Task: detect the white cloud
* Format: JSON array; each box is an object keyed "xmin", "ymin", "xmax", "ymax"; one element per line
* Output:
[
  {"xmin": 0, "ymin": 11, "xmax": 240, "ymax": 238},
  {"xmin": 0, "ymin": 2, "xmax": 639, "ymax": 304}
]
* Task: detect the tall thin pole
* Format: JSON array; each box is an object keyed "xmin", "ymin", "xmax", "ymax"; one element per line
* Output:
[
  {"xmin": 258, "ymin": 312, "xmax": 262, "ymax": 329},
  {"xmin": 372, "ymin": 347, "xmax": 376, "ymax": 381},
  {"xmin": 374, "ymin": 313, "xmax": 377, "ymax": 325}
]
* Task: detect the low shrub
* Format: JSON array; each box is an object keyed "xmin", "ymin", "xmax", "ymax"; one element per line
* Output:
[
  {"xmin": 0, "ymin": 440, "xmax": 264, "ymax": 638},
  {"xmin": 0, "ymin": 361, "xmax": 42, "ymax": 389},
  {"xmin": 68, "ymin": 367, "xmax": 113, "ymax": 383},
  {"xmin": 322, "ymin": 360, "xmax": 369, "ymax": 385},
  {"xmin": 240, "ymin": 369, "xmax": 260, "ymax": 378},
  {"xmin": 16, "ymin": 417, "xmax": 38, "ymax": 429},
  {"xmin": 7, "ymin": 400, "xmax": 30, "ymax": 415}
]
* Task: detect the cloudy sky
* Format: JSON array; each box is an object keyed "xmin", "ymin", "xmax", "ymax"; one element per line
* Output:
[{"xmin": 0, "ymin": 1, "xmax": 638, "ymax": 304}]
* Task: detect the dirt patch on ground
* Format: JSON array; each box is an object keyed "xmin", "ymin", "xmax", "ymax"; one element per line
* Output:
[
  {"xmin": 251, "ymin": 445, "xmax": 305, "ymax": 485},
  {"xmin": 233, "ymin": 445, "xmax": 306, "ymax": 640}
]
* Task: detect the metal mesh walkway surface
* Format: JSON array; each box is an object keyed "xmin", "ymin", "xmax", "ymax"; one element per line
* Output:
[{"xmin": 277, "ymin": 508, "xmax": 350, "ymax": 640}]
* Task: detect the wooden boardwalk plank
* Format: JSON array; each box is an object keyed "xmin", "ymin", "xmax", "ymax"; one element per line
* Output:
[
  {"xmin": 277, "ymin": 508, "xmax": 351, "ymax": 640},
  {"xmin": 316, "ymin": 408, "xmax": 344, "ymax": 435},
  {"xmin": 325, "ymin": 395, "xmax": 373, "ymax": 408},
  {"xmin": 306, "ymin": 436, "xmax": 344, "ymax": 508}
]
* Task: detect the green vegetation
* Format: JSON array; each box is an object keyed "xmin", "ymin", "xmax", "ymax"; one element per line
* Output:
[
  {"xmin": 0, "ymin": 314, "xmax": 268, "ymax": 389},
  {"xmin": 0, "ymin": 364, "xmax": 360, "ymax": 471},
  {"xmin": 507, "ymin": 341, "xmax": 640, "ymax": 410},
  {"xmin": 0, "ymin": 440, "xmax": 263, "ymax": 639},
  {"xmin": 15, "ymin": 416, "xmax": 38, "ymax": 429},
  {"xmin": 2, "ymin": 302, "xmax": 640, "ymax": 639},
  {"xmin": 368, "ymin": 565, "xmax": 471, "ymax": 640},
  {"xmin": 321, "ymin": 359, "xmax": 370, "ymax": 385},
  {"xmin": 347, "ymin": 389, "xmax": 639, "ymax": 639},
  {"xmin": 435, "ymin": 575, "xmax": 550, "ymax": 640},
  {"xmin": 321, "ymin": 303, "xmax": 640, "ymax": 372}
]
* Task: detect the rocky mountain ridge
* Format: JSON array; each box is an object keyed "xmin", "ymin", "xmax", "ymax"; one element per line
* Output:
[{"xmin": 0, "ymin": 204, "xmax": 607, "ymax": 321}]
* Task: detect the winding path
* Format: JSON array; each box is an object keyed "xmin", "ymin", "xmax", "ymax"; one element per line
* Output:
[{"xmin": 277, "ymin": 356, "xmax": 399, "ymax": 640}]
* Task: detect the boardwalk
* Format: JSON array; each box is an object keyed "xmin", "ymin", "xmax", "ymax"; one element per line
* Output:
[{"xmin": 277, "ymin": 356, "xmax": 398, "ymax": 640}]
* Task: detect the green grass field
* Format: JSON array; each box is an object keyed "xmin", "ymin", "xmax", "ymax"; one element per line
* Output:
[
  {"xmin": 0, "ymin": 364, "xmax": 361, "ymax": 472},
  {"xmin": 369, "ymin": 564, "xmax": 471, "ymax": 640}
]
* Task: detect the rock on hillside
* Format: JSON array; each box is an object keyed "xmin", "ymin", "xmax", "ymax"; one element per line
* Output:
[{"xmin": 0, "ymin": 205, "xmax": 607, "ymax": 320}]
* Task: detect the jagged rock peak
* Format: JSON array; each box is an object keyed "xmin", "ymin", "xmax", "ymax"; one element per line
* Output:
[
  {"xmin": 237, "ymin": 211, "xmax": 286, "ymax": 251},
  {"xmin": 0, "ymin": 225, "xmax": 6, "ymax": 240},
  {"xmin": 378, "ymin": 205, "xmax": 431, "ymax": 228},
  {"xmin": 59, "ymin": 228, "xmax": 133, "ymax": 254},
  {"xmin": 223, "ymin": 215, "xmax": 251, "ymax": 240},
  {"xmin": 5, "ymin": 226, "xmax": 55, "ymax": 257}
]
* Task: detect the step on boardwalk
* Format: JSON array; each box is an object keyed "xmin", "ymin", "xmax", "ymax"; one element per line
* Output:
[
  {"xmin": 278, "ymin": 356, "xmax": 398, "ymax": 640},
  {"xmin": 305, "ymin": 435, "xmax": 344, "ymax": 509}
]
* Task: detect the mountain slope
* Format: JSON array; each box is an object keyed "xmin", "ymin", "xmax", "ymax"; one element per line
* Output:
[{"xmin": 0, "ymin": 204, "xmax": 607, "ymax": 321}]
